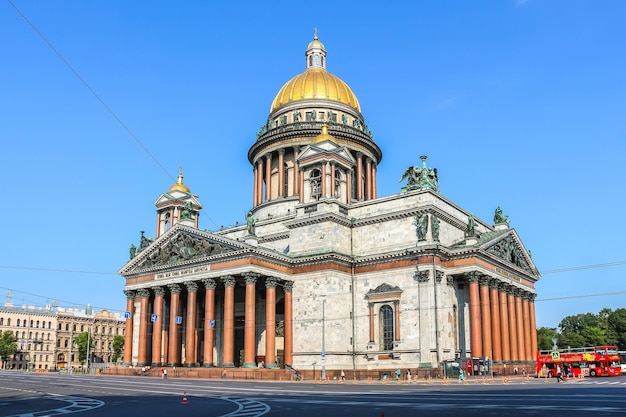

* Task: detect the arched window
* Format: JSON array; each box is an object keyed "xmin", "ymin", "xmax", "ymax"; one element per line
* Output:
[
  {"xmin": 36, "ymin": 320, "xmax": 40, "ymax": 328},
  {"xmin": 80, "ymin": 325, "xmax": 84, "ymax": 332},
  {"xmin": 48, "ymin": 321, "xmax": 52, "ymax": 329},
  {"xmin": 64, "ymin": 339, "xmax": 68, "ymax": 348},
  {"xmin": 30, "ymin": 320, "xmax": 33, "ymax": 327},
  {"xmin": 310, "ymin": 169, "xmax": 322, "ymax": 200},
  {"xmin": 0, "ymin": 317, "xmax": 3, "ymax": 325},
  {"xmin": 308, "ymin": 55, "xmax": 312, "ymax": 67},
  {"xmin": 379, "ymin": 305, "xmax": 394, "ymax": 351},
  {"xmin": 16, "ymin": 319, "xmax": 20, "ymax": 327},
  {"xmin": 6, "ymin": 318, "xmax": 10, "ymax": 326},
  {"xmin": 65, "ymin": 323, "xmax": 69, "ymax": 331}
]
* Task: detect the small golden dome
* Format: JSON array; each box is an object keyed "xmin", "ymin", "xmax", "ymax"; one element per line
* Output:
[
  {"xmin": 312, "ymin": 124, "xmax": 336, "ymax": 143},
  {"xmin": 168, "ymin": 168, "xmax": 190, "ymax": 193},
  {"xmin": 270, "ymin": 69, "xmax": 361, "ymax": 113},
  {"xmin": 307, "ymin": 35, "xmax": 325, "ymax": 50}
]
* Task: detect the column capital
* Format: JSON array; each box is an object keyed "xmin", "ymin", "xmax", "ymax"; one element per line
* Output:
[
  {"xmin": 168, "ymin": 283, "xmax": 182, "ymax": 295},
  {"xmin": 185, "ymin": 281, "xmax": 199, "ymax": 293},
  {"xmin": 478, "ymin": 274, "xmax": 491, "ymax": 286},
  {"xmin": 222, "ymin": 275, "xmax": 236, "ymax": 288},
  {"xmin": 506, "ymin": 285, "xmax": 517, "ymax": 296},
  {"xmin": 283, "ymin": 280, "xmax": 294, "ymax": 293},
  {"xmin": 136, "ymin": 288, "xmax": 150, "ymax": 299},
  {"xmin": 465, "ymin": 271, "xmax": 480, "ymax": 283},
  {"xmin": 446, "ymin": 275, "xmax": 454, "ymax": 286},
  {"xmin": 435, "ymin": 270, "xmax": 444, "ymax": 283},
  {"xmin": 488, "ymin": 278, "xmax": 500, "ymax": 290},
  {"xmin": 123, "ymin": 290, "xmax": 136, "ymax": 300},
  {"xmin": 243, "ymin": 272, "xmax": 260, "ymax": 285},
  {"xmin": 265, "ymin": 276, "xmax": 278, "ymax": 289},
  {"xmin": 278, "ymin": 148, "xmax": 285, "ymax": 155},
  {"xmin": 202, "ymin": 278, "xmax": 217, "ymax": 291},
  {"xmin": 498, "ymin": 281, "xmax": 509, "ymax": 292},
  {"xmin": 414, "ymin": 270, "xmax": 429, "ymax": 282},
  {"xmin": 153, "ymin": 286, "xmax": 166, "ymax": 297}
]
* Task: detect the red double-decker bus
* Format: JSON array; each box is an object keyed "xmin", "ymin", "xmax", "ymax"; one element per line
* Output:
[{"xmin": 536, "ymin": 345, "xmax": 622, "ymax": 378}]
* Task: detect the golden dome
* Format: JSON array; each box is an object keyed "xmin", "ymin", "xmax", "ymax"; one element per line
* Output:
[
  {"xmin": 307, "ymin": 35, "xmax": 325, "ymax": 50},
  {"xmin": 270, "ymin": 68, "xmax": 361, "ymax": 113},
  {"xmin": 168, "ymin": 168, "xmax": 190, "ymax": 193}
]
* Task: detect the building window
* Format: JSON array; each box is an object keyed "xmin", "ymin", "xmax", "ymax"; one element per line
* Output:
[
  {"xmin": 0, "ymin": 318, "xmax": 3, "ymax": 325},
  {"xmin": 16, "ymin": 319, "xmax": 20, "ymax": 327},
  {"xmin": 380, "ymin": 305, "xmax": 394, "ymax": 351},
  {"xmin": 48, "ymin": 321, "xmax": 52, "ymax": 329},
  {"xmin": 310, "ymin": 169, "xmax": 322, "ymax": 200},
  {"xmin": 6, "ymin": 318, "xmax": 10, "ymax": 326},
  {"xmin": 64, "ymin": 339, "xmax": 68, "ymax": 348},
  {"xmin": 30, "ymin": 320, "xmax": 33, "ymax": 327},
  {"xmin": 36, "ymin": 321, "xmax": 39, "ymax": 328},
  {"xmin": 335, "ymin": 170, "xmax": 342, "ymax": 198},
  {"xmin": 65, "ymin": 323, "xmax": 69, "ymax": 331}
]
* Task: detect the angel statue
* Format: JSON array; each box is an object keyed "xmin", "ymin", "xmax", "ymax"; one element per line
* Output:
[
  {"xmin": 399, "ymin": 155, "xmax": 439, "ymax": 192},
  {"xmin": 493, "ymin": 206, "xmax": 509, "ymax": 225}
]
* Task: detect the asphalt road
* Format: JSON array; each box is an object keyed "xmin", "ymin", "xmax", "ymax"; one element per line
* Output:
[{"xmin": 1, "ymin": 371, "xmax": 626, "ymax": 417}]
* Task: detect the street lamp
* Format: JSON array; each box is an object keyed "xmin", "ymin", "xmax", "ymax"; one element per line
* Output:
[
  {"xmin": 321, "ymin": 298, "xmax": 326, "ymax": 381},
  {"xmin": 86, "ymin": 326, "xmax": 91, "ymax": 374}
]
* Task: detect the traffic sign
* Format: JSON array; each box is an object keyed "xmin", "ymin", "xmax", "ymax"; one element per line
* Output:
[
  {"xmin": 151, "ymin": 314, "xmax": 158, "ymax": 322},
  {"xmin": 124, "ymin": 311, "xmax": 131, "ymax": 319},
  {"xmin": 321, "ymin": 352, "xmax": 326, "ymax": 362},
  {"xmin": 175, "ymin": 316, "xmax": 183, "ymax": 324},
  {"xmin": 551, "ymin": 351, "xmax": 560, "ymax": 361}
]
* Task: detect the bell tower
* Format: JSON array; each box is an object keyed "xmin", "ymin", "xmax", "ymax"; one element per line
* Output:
[{"xmin": 154, "ymin": 168, "xmax": 202, "ymax": 237}]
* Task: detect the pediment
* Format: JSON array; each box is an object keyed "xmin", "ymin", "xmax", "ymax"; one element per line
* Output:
[
  {"xmin": 297, "ymin": 143, "xmax": 356, "ymax": 166},
  {"xmin": 120, "ymin": 225, "xmax": 244, "ymax": 274},
  {"xmin": 154, "ymin": 192, "xmax": 202, "ymax": 208},
  {"xmin": 481, "ymin": 231, "xmax": 538, "ymax": 276},
  {"xmin": 366, "ymin": 283, "xmax": 402, "ymax": 296}
]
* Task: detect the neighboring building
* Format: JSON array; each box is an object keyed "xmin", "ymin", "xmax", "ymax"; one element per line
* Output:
[
  {"xmin": 0, "ymin": 305, "xmax": 57, "ymax": 370},
  {"xmin": 119, "ymin": 35, "xmax": 540, "ymax": 375},
  {"xmin": 56, "ymin": 307, "xmax": 125, "ymax": 371}
]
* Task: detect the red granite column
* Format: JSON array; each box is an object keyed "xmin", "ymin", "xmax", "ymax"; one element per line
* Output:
[
  {"xmin": 371, "ymin": 163, "xmax": 377, "ymax": 199},
  {"xmin": 467, "ymin": 272, "xmax": 482, "ymax": 358},
  {"xmin": 489, "ymin": 280, "xmax": 502, "ymax": 362},
  {"xmin": 122, "ymin": 290, "xmax": 135, "ymax": 365},
  {"xmin": 202, "ymin": 278, "xmax": 216, "ymax": 367},
  {"xmin": 265, "ymin": 153, "xmax": 272, "ymax": 201},
  {"xmin": 507, "ymin": 287, "xmax": 519, "ymax": 361},
  {"xmin": 321, "ymin": 162, "xmax": 327, "ymax": 198},
  {"xmin": 278, "ymin": 149, "xmax": 285, "ymax": 198},
  {"xmin": 330, "ymin": 163, "xmax": 336, "ymax": 198},
  {"xmin": 529, "ymin": 293, "xmax": 538, "ymax": 360},
  {"xmin": 253, "ymin": 163, "xmax": 258, "ymax": 206},
  {"xmin": 479, "ymin": 275, "xmax": 492, "ymax": 359},
  {"xmin": 284, "ymin": 281, "xmax": 294, "ymax": 366},
  {"xmin": 365, "ymin": 158, "xmax": 372, "ymax": 200},
  {"xmin": 299, "ymin": 168, "xmax": 305, "ymax": 203},
  {"xmin": 522, "ymin": 291, "xmax": 532, "ymax": 361},
  {"xmin": 265, "ymin": 277, "xmax": 278, "ymax": 368},
  {"xmin": 167, "ymin": 284, "xmax": 182, "ymax": 366},
  {"xmin": 515, "ymin": 289, "xmax": 525, "ymax": 361},
  {"xmin": 222, "ymin": 275, "xmax": 236, "ymax": 367},
  {"xmin": 184, "ymin": 281, "xmax": 198, "ymax": 366},
  {"xmin": 346, "ymin": 170, "xmax": 352, "ymax": 204},
  {"xmin": 136, "ymin": 288, "xmax": 150, "ymax": 366},
  {"xmin": 257, "ymin": 159, "xmax": 264, "ymax": 205},
  {"xmin": 151, "ymin": 286, "xmax": 165, "ymax": 366},
  {"xmin": 356, "ymin": 152, "xmax": 363, "ymax": 200},
  {"xmin": 293, "ymin": 146, "xmax": 300, "ymax": 196},
  {"xmin": 243, "ymin": 272, "xmax": 259, "ymax": 368},
  {"xmin": 498, "ymin": 283, "xmax": 511, "ymax": 362}
]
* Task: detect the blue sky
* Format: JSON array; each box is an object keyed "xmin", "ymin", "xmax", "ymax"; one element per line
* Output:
[{"xmin": 1, "ymin": 0, "xmax": 624, "ymax": 329}]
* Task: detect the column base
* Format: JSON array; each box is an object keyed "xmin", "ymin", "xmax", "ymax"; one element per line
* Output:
[
  {"xmin": 202, "ymin": 363, "xmax": 215, "ymax": 368},
  {"xmin": 242, "ymin": 362, "xmax": 257, "ymax": 368},
  {"xmin": 166, "ymin": 362, "xmax": 180, "ymax": 367},
  {"xmin": 265, "ymin": 364, "xmax": 279, "ymax": 369},
  {"xmin": 222, "ymin": 362, "xmax": 235, "ymax": 368},
  {"xmin": 122, "ymin": 362, "xmax": 133, "ymax": 367},
  {"xmin": 183, "ymin": 363, "xmax": 199, "ymax": 367}
]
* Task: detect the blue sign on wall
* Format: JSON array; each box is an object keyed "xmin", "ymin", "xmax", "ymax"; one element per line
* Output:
[
  {"xmin": 175, "ymin": 316, "xmax": 183, "ymax": 324},
  {"xmin": 124, "ymin": 311, "xmax": 131, "ymax": 319},
  {"xmin": 209, "ymin": 319, "xmax": 215, "ymax": 327},
  {"xmin": 151, "ymin": 314, "xmax": 158, "ymax": 322}
]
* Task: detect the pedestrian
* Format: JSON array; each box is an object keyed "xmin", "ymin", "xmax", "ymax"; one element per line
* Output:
[
  {"xmin": 406, "ymin": 369, "xmax": 411, "ymax": 383},
  {"xmin": 556, "ymin": 366, "xmax": 562, "ymax": 383},
  {"xmin": 141, "ymin": 366, "xmax": 146, "ymax": 376},
  {"xmin": 340, "ymin": 370, "xmax": 345, "ymax": 381},
  {"xmin": 459, "ymin": 369, "xmax": 465, "ymax": 382},
  {"xmin": 395, "ymin": 368, "xmax": 401, "ymax": 380},
  {"xmin": 163, "ymin": 368, "xmax": 167, "ymax": 379},
  {"xmin": 513, "ymin": 366, "xmax": 518, "ymax": 375}
]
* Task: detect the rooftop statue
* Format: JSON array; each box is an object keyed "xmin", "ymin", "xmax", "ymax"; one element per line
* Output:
[
  {"xmin": 181, "ymin": 201, "xmax": 194, "ymax": 220},
  {"xmin": 465, "ymin": 214, "xmax": 477, "ymax": 238},
  {"xmin": 493, "ymin": 206, "xmax": 509, "ymax": 225},
  {"xmin": 399, "ymin": 155, "xmax": 439, "ymax": 192},
  {"xmin": 246, "ymin": 211, "xmax": 257, "ymax": 236}
]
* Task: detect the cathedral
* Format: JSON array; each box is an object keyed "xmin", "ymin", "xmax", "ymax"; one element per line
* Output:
[{"xmin": 119, "ymin": 35, "xmax": 540, "ymax": 378}]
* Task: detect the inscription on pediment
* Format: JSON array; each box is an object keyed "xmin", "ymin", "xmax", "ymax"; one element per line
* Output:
[
  {"xmin": 138, "ymin": 233, "xmax": 234, "ymax": 268},
  {"xmin": 486, "ymin": 236, "xmax": 532, "ymax": 273}
]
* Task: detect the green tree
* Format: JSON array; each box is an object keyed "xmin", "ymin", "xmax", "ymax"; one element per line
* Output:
[
  {"xmin": 536, "ymin": 327, "xmax": 558, "ymax": 350},
  {"xmin": 607, "ymin": 308, "xmax": 626, "ymax": 350},
  {"xmin": 111, "ymin": 335, "xmax": 124, "ymax": 363},
  {"xmin": 558, "ymin": 313, "xmax": 601, "ymax": 348},
  {"xmin": 74, "ymin": 332, "xmax": 92, "ymax": 364},
  {"xmin": 0, "ymin": 331, "xmax": 18, "ymax": 369}
]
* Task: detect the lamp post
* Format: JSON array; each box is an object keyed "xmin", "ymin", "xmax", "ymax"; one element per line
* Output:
[
  {"xmin": 321, "ymin": 298, "xmax": 326, "ymax": 381},
  {"xmin": 86, "ymin": 326, "xmax": 91, "ymax": 374}
]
